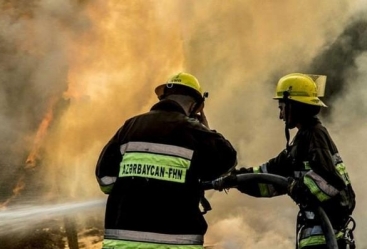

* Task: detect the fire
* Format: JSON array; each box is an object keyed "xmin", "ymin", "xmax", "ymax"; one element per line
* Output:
[
  {"xmin": 0, "ymin": 96, "xmax": 60, "ymax": 209},
  {"xmin": 25, "ymin": 96, "xmax": 58, "ymax": 169},
  {"xmin": 0, "ymin": 176, "xmax": 25, "ymax": 210}
]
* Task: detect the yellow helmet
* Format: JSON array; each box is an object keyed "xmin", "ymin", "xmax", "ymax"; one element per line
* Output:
[
  {"xmin": 155, "ymin": 72, "xmax": 205, "ymax": 99},
  {"xmin": 274, "ymin": 73, "xmax": 327, "ymax": 107}
]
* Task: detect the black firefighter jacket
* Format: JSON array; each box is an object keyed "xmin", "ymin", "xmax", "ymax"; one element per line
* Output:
[
  {"xmin": 95, "ymin": 99, "xmax": 237, "ymax": 237},
  {"xmin": 238, "ymin": 117, "xmax": 356, "ymax": 229}
]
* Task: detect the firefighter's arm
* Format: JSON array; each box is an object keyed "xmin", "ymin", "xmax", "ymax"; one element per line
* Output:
[
  {"xmin": 195, "ymin": 109, "xmax": 209, "ymax": 128},
  {"xmin": 197, "ymin": 130, "xmax": 237, "ymax": 181},
  {"xmin": 235, "ymin": 164, "xmax": 284, "ymax": 197},
  {"xmin": 234, "ymin": 167, "xmax": 261, "ymax": 196},
  {"xmin": 95, "ymin": 132, "xmax": 122, "ymax": 194},
  {"xmin": 236, "ymin": 150, "xmax": 290, "ymax": 197}
]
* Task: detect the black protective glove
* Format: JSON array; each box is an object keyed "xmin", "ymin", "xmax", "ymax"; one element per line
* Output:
[
  {"xmin": 212, "ymin": 174, "xmax": 237, "ymax": 191},
  {"xmin": 232, "ymin": 167, "xmax": 253, "ymax": 175},
  {"xmin": 211, "ymin": 167, "xmax": 251, "ymax": 191}
]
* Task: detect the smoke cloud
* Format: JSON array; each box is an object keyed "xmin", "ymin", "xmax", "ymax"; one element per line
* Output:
[{"xmin": 0, "ymin": 0, "xmax": 366, "ymax": 248}]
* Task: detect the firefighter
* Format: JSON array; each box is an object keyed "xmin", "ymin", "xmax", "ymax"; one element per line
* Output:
[
  {"xmin": 235, "ymin": 73, "xmax": 356, "ymax": 248},
  {"xmin": 96, "ymin": 72, "xmax": 237, "ymax": 249}
]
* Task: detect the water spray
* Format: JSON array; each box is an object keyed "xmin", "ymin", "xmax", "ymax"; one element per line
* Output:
[{"xmin": 0, "ymin": 199, "xmax": 106, "ymax": 235}]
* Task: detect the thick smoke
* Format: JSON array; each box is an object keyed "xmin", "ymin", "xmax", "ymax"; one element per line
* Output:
[
  {"xmin": 1, "ymin": 0, "xmax": 366, "ymax": 248},
  {"xmin": 318, "ymin": 19, "xmax": 367, "ymax": 249},
  {"xmin": 306, "ymin": 14, "xmax": 367, "ymax": 248},
  {"xmin": 308, "ymin": 17, "xmax": 367, "ymax": 113},
  {"xmin": 0, "ymin": 0, "xmax": 72, "ymax": 199}
]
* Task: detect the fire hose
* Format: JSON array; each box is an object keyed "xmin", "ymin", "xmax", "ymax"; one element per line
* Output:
[{"xmin": 202, "ymin": 173, "xmax": 339, "ymax": 249}]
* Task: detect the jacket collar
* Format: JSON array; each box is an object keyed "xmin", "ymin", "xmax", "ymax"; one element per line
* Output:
[
  {"xmin": 150, "ymin": 99, "xmax": 187, "ymax": 115},
  {"xmin": 298, "ymin": 117, "xmax": 321, "ymax": 130}
]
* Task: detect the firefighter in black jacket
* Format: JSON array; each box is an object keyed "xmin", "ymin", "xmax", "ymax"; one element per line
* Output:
[
  {"xmin": 236, "ymin": 73, "xmax": 356, "ymax": 249},
  {"xmin": 96, "ymin": 72, "xmax": 237, "ymax": 249}
]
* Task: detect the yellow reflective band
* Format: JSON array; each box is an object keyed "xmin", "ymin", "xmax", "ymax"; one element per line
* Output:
[
  {"xmin": 303, "ymin": 161, "xmax": 311, "ymax": 170},
  {"xmin": 97, "ymin": 176, "xmax": 117, "ymax": 194},
  {"xmin": 100, "ymin": 185, "xmax": 114, "ymax": 194},
  {"xmin": 303, "ymin": 171, "xmax": 339, "ymax": 202},
  {"xmin": 103, "ymin": 239, "xmax": 203, "ymax": 249},
  {"xmin": 303, "ymin": 176, "xmax": 331, "ymax": 202},
  {"xmin": 253, "ymin": 166, "xmax": 261, "ymax": 173},
  {"xmin": 258, "ymin": 182, "xmax": 270, "ymax": 197},
  {"xmin": 119, "ymin": 152, "xmax": 191, "ymax": 183},
  {"xmin": 253, "ymin": 167, "xmax": 270, "ymax": 197},
  {"xmin": 336, "ymin": 163, "xmax": 351, "ymax": 185},
  {"xmin": 299, "ymin": 231, "xmax": 344, "ymax": 248},
  {"xmin": 299, "ymin": 234, "xmax": 325, "ymax": 248}
]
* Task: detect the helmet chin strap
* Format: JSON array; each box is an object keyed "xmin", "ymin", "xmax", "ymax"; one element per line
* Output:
[{"xmin": 283, "ymin": 91, "xmax": 291, "ymax": 152}]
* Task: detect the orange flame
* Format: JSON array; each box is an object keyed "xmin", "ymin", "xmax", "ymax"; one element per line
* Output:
[
  {"xmin": 0, "ymin": 96, "xmax": 60, "ymax": 209},
  {"xmin": 0, "ymin": 175, "xmax": 25, "ymax": 210},
  {"xmin": 25, "ymin": 97, "xmax": 58, "ymax": 169}
]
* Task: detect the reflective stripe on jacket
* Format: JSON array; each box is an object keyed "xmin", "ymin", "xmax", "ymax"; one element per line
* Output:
[
  {"xmin": 252, "ymin": 164, "xmax": 277, "ymax": 197},
  {"xmin": 239, "ymin": 117, "xmax": 355, "ymax": 248},
  {"xmin": 95, "ymin": 99, "xmax": 237, "ymax": 244},
  {"xmin": 119, "ymin": 142, "xmax": 193, "ymax": 183}
]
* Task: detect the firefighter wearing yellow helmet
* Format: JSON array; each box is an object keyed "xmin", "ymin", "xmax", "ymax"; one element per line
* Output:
[
  {"xmin": 274, "ymin": 73, "xmax": 327, "ymax": 107},
  {"xmin": 235, "ymin": 73, "xmax": 356, "ymax": 249},
  {"xmin": 155, "ymin": 72, "xmax": 209, "ymax": 119},
  {"xmin": 96, "ymin": 72, "xmax": 237, "ymax": 249},
  {"xmin": 155, "ymin": 72, "xmax": 205, "ymax": 99},
  {"xmin": 274, "ymin": 73, "xmax": 328, "ymax": 132}
]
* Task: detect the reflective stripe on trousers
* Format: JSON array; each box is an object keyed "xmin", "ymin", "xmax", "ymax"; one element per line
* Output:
[
  {"xmin": 104, "ymin": 229, "xmax": 204, "ymax": 245},
  {"xmin": 102, "ymin": 239, "xmax": 204, "ymax": 249},
  {"xmin": 298, "ymin": 225, "xmax": 344, "ymax": 249}
]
